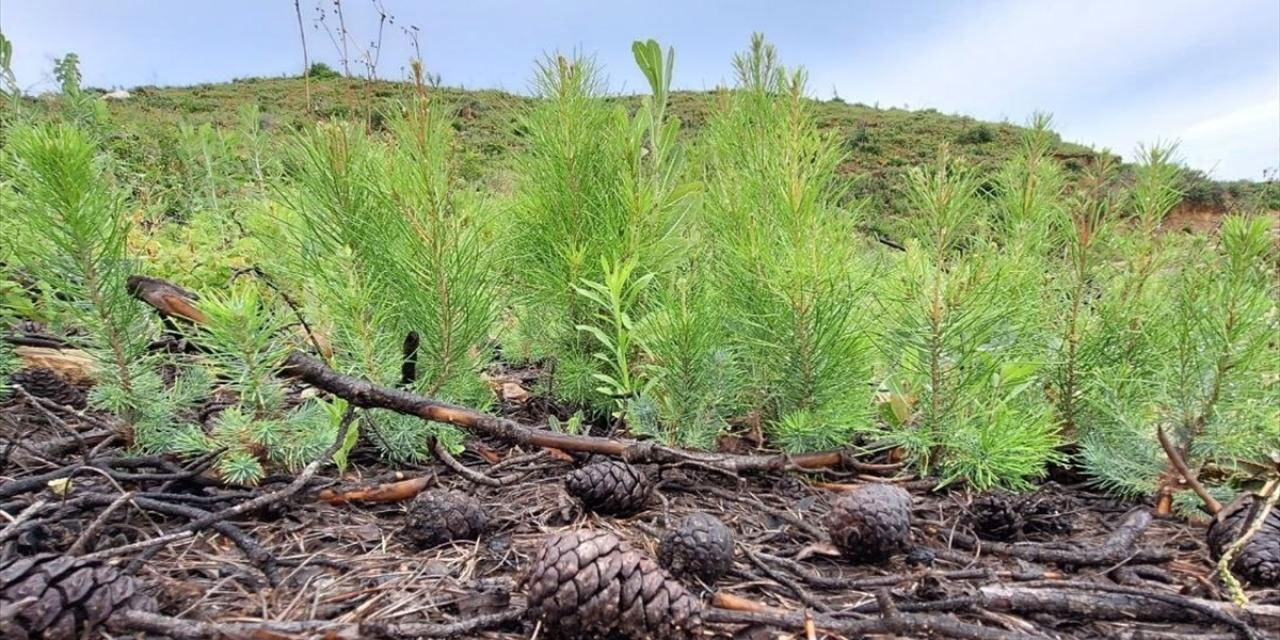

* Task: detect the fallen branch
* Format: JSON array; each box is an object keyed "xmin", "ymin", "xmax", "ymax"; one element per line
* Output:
[
  {"xmin": 704, "ymin": 597, "xmax": 1029, "ymax": 640},
  {"xmin": 117, "ymin": 606, "xmax": 525, "ymax": 639},
  {"xmin": 433, "ymin": 437, "xmax": 508, "ymax": 487},
  {"xmin": 977, "ymin": 583, "xmax": 1277, "ymax": 638},
  {"xmin": 282, "ymin": 351, "xmax": 857, "ymax": 474},
  {"xmin": 945, "ymin": 509, "xmax": 1172, "ymax": 567},
  {"xmin": 319, "ymin": 475, "xmax": 431, "ymax": 504}
]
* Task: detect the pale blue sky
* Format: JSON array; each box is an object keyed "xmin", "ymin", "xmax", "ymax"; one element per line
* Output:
[{"xmin": 2, "ymin": 0, "xmax": 1277, "ymax": 179}]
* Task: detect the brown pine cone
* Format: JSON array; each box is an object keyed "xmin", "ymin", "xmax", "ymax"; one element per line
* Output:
[
  {"xmin": 0, "ymin": 553, "xmax": 156, "ymax": 640},
  {"xmin": 970, "ymin": 491, "xmax": 1023, "ymax": 541},
  {"xmin": 825, "ymin": 483, "xmax": 912, "ymax": 563},
  {"xmin": 403, "ymin": 489, "xmax": 488, "ymax": 549},
  {"xmin": 658, "ymin": 512, "xmax": 734, "ymax": 584},
  {"xmin": 1207, "ymin": 494, "xmax": 1280, "ymax": 587},
  {"xmin": 8, "ymin": 368, "xmax": 86, "ymax": 409},
  {"xmin": 526, "ymin": 529, "xmax": 701, "ymax": 639},
  {"xmin": 565, "ymin": 460, "xmax": 652, "ymax": 515},
  {"xmin": 969, "ymin": 488, "xmax": 1075, "ymax": 541}
]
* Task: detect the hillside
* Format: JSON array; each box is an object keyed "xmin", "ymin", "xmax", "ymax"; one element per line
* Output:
[{"xmin": 36, "ymin": 75, "xmax": 1264, "ymax": 223}]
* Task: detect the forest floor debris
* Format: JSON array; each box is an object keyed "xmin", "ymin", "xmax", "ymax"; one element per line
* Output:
[{"xmin": 2, "ymin": 393, "xmax": 1277, "ymax": 639}]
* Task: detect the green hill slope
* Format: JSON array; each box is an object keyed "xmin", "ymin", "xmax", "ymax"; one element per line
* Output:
[{"xmin": 53, "ymin": 75, "xmax": 1277, "ymax": 218}]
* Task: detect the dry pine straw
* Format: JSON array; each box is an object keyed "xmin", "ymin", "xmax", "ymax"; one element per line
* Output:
[
  {"xmin": 122, "ymin": 457, "xmax": 1264, "ymax": 639},
  {"xmin": 2, "ymin": 398, "xmax": 1276, "ymax": 639}
]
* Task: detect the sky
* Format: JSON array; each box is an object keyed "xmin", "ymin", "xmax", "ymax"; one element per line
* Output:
[{"xmin": 2, "ymin": 0, "xmax": 1277, "ymax": 180}]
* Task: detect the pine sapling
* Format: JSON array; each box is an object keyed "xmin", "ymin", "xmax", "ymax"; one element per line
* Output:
[
  {"xmin": 881, "ymin": 150, "xmax": 1061, "ymax": 489},
  {"xmin": 507, "ymin": 43, "xmax": 691, "ymax": 412},
  {"xmin": 4, "ymin": 123, "xmax": 170, "ymax": 440},
  {"xmin": 701, "ymin": 34, "xmax": 875, "ymax": 451}
]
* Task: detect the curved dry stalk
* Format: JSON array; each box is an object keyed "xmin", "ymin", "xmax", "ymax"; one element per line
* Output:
[{"xmin": 1158, "ymin": 425, "xmax": 1222, "ymax": 515}]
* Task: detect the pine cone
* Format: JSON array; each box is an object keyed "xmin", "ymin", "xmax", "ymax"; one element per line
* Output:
[
  {"xmin": 0, "ymin": 553, "xmax": 156, "ymax": 640},
  {"xmin": 8, "ymin": 368, "xmax": 86, "ymax": 409},
  {"xmin": 1207, "ymin": 494, "xmax": 1280, "ymax": 587},
  {"xmin": 403, "ymin": 489, "xmax": 488, "ymax": 549},
  {"xmin": 825, "ymin": 483, "xmax": 912, "ymax": 563},
  {"xmin": 1018, "ymin": 488, "xmax": 1076, "ymax": 538},
  {"xmin": 526, "ymin": 529, "xmax": 700, "ymax": 639},
  {"xmin": 565, "ymin": 461, "xmax": 652, "ymax": 515},
  {"xmin": 970, "ymin": 491, "xmax": 1023, "ymax": 541},
  {"xmin": 970, "ymin": 489, "xmax": 1075, "ymax": 541},
  {"xmin": 658, "ymin": 512, "xmax": 734, "ymax": 584}
]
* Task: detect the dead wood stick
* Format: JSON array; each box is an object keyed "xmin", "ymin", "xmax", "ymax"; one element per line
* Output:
[
  {"xmin": 319, "ymin": 475, "xmax": 432, "ymax": 504},
  {"xmin": 947, "ymin": 508, "xmax": 1172, "ymax": 567},
  {"xmin": 281, "ymin": 351, "xmax": 855, "ymax": 473},
  {"xmin": 432, "ymin": 437, "xmax": 507, "ymax": 487},
  {"xmin": 742, "ymin": 547, "xmax": 831, "ymax": 612},
  {"xmin": 1158, "ymin": 425, "xmax": 1222, "ymax": 515},
  {"xmin": 88, "ymin": 408, "xmax": 357, "ymax": 563},
  {"xmin": 755, "ymin": 551, "xmax": 1060, "ymax": 589},
  {"xmin": 117, "ymin": 607, "xmax": 525, "ymax": 639},
  {"xmin": 68, "ymin": 491, "xmax": 134, "ymax": 555},
  {"xmin": 977, "ymin": 583, "xmax": 1276, "ymax": 638},
  {"xmin": 0, "ymin": 499, "xmax": 46, "ymax": 543},
  {"xmin": 703, "ymin": 604, "xmax": 1029, "ymax": 640}
]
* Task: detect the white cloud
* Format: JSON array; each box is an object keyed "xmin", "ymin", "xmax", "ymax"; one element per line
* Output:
[{"xmin": 810, "ymin": 0, "xmax": 1279, "ymax": 179}]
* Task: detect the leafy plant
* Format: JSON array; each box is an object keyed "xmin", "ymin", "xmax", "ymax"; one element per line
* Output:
[{"xmin": 573, "ymin": 257, "xmax": 654, "ymax": 407}]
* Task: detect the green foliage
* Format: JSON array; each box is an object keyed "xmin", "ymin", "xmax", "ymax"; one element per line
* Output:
[
  {"xmin": 49, "ymin": 53, "xmax": 107, "ymax": 132},
  {"xmin": 306, "ymin": 62, "xmax": 341, "ymax": 79},
  {"xmin": 506, "ymin": 46, "xmax": 690, "ymax": 411},
  {"xmin": 700, "ymin": 34, "xmax": 875, "ymax": 451},
  {"xmin": 279, "ymin": 90, "xmax": 499, "ymax": 462},
  {"xmin": 573, "ymin": 257, "xmax": 654, "ymax": 406},
  {"xmin": 4, "ymin": 123, "xmax": 158, "ymax": 424},
  {"xmin": 1169, "ymin": 216, "xmax": 1278, "ymax": 470},
  {"xmin": 0, "ymin": 32, "xmax": 15, "ymax": 92},
  {"xmin": 0, "ymin": 338, "xmax": 17, "ymax": 385},
  {"xmin": 957, "ymin": 123, "xmax": 995, "ymax": 145},
  {"xmin": 175, "ymin": 285, "xmax": 346, "ymax": 484},
  {"xmin": 879, "ymin": 151, "xmax": 1062, "ymax": 489},
  {"xmin": 628, "ymin": 272, "xmax": 745, "ymax": 449}
]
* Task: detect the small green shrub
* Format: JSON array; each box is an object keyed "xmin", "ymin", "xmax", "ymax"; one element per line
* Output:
[
  {"xmin": 957, "ymin": 123, "xmax": 995, "ymax": 145},
  {"xmin": 5, "ymin": 123, "xmax": 160, "ymax": 430},
  {"xmin": 506, "ymin": 44, "xmax": 692, "ymax": 412},
  {"xmin": 878, "ymin": 151, "xmax": 1062, "ymax": 489},
  {"xmin": 306, "ymin": 62, "xmax": 341, "ymax": 79},
  {"xmin": 279, "ymin": 84, "xmax": 500, "ymax": 462},
  {"xmin": 700, "ymin": 35, "xmax": 875, "ymax": 451}
]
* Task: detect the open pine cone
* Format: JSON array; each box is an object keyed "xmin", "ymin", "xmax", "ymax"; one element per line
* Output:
[
  {"xmin": 0, "ymin": 553, "xmax": 156, "ymax": 640},
  {"xmin": 658, "ymin": 512, "xmax": 734, "ymax": 584},
  {"xmin": 969, "ymin": 488, "xmax": 1075, "ymax": 541},
  {"xmin": 825, "ymin": 483, "xmax": 912, "ymax": 563},
  {"xmin": 403, "ymin": 489, "xmax": 489, "ymax": 549},
  {"xmin": 564, "ymin": 460, "xmax": 652, "ymax": 515},
  {"xmin": 8, "ymin": 367, "xmax": 86, "ymax": 409},
  {"xmin": 1207, "ymin": 493, "xmax": 1280, "ymax": 587},
  {"xmin": 970, "ymin": 491, "xmax": 1022, "ymax": 541},
  {"xmin": 526, "ymin": 529, "xmax": 700, "ymax": 639}
]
